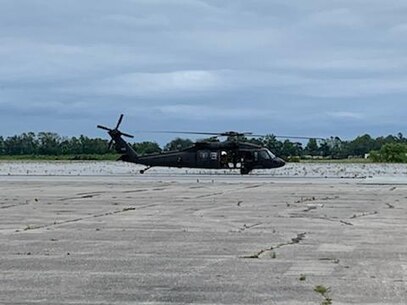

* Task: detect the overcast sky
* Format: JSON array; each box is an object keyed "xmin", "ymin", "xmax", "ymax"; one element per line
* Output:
[{"xmin": 1, "ymin": 0, "xmax": 407, "ymax": 143}]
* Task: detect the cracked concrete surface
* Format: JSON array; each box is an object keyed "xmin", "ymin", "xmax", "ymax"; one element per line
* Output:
[{"xmin": 1, "ymin": 171, "xmax": 407, "ymax": 304}]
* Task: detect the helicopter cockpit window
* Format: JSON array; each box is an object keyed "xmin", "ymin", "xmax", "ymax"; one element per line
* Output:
[
  {"xmin": 259, "ymin": 150, "xmax": 270, "ymax": 160},
  {"xmin": 266, "ymin": 149, "xmax": 276, "ymax": 159},
  {"xmin": 259, "ymin": 149, "xmax": 275, "ymax": 160}
]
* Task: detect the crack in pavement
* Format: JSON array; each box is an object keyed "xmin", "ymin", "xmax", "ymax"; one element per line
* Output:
[
  {"xmin": 59, "ymin": 194, "xmax": 101, "ymax": 201},
  {"xmin": 122, "ymin": 189, "xmax": 148, "ymax": 193},
  {"xmin": 294, "ymin": 195, "xmax": 339, "ymax": 204},
  {"xmin": 0, "ymin": 201, "xmax": 30, "ymax": 209},
  {"xmin": 238, "ymin": 222, "xmax": 262, "ymax": 232},
  {"xmin": 17, "ymin": 203, "xmax": 158, "ymax": 232},
  {"xmin": 350, "ymin": 211, "xmax": 378, "ymax": 219},
  {"xmin": 194, "ymin": 192, "xmax": 224, "ymax": 199},
  {"xmin": 283, "ymin": 213, "xmax": 358, "ymax": 227},
  {"xmin": 244, "ymin": 184, "xmax": 263, "ymax": 189},
  {"xmin": 242, "ymin": 232, "xmax": 307, "ymax": 259},
  {"xmin": 303, "ymin": 205, "xmax": 319, "ymax": 212}
]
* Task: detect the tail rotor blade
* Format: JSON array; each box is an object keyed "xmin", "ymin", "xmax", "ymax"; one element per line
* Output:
[
  {"xmin": 115, "ymin": 114, "xmax": 124, "ymax": 130},
  {"xmin": 98, "ymin": 114, "xmax": 134, "ymax": 150},
  {"xmin": 121, "ymin": 132, "xmax": 134, "ymax": 138},
  {"xmin": 97, "ymin": 125, "xmax": 111, "ymax": 131}
]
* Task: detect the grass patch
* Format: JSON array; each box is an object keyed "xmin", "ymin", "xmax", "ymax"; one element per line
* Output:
[
  {"xmin": 314, "ymin": 285, "xmax": 332, "ymax": 305},
  {"xmin": 314, "ymin": 285, "xmax": 329, "ymax": 295},
  {"xmin": 23, "ymin": 225, "xmax": 33, "ymax": 231}
]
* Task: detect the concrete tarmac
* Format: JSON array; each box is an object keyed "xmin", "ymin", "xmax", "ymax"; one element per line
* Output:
[{"xmin": 1, "ymin": 174, "xmax": 406, "ymax": 304}]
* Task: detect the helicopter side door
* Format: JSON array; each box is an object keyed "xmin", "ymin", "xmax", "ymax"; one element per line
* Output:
[
  {"xmin": 240, "ymin": 150, "xmax": 256, "ymax": 169},
  {"xmin": 197, "ymin": 150, "xmax": 220, "ymax": 169}
]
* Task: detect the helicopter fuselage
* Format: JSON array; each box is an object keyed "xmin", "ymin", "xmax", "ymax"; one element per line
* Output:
[
  {"xmin": 98, "ymin": 115, "xmax": 286, "ymax": 175},
  {"xmin": 120, "ymin": 141, "xmax": 285, "ymax": 174}
]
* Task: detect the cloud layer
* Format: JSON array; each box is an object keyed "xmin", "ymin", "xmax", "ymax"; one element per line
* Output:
[{"xmin": 1, "ymin": 0, "xmax": 407, "ymax": 141}]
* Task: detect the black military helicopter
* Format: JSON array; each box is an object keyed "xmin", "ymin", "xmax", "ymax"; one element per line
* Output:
[{"xmin": 97, "ymin": 115, "xmax": 315, "ymax": 175}]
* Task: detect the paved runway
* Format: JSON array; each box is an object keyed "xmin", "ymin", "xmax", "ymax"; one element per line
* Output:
[{"xmin": 1, "ymin": 174, "xmax": 407, "ymax": 304}]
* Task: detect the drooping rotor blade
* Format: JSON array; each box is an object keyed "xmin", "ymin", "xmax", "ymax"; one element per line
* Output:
[
  {"xmin": 250, "ymin": 134, "xmax": 325, "ymax": 140},
  {"xmin": 121, "ymin": 132, "xmax": 134, "ymax": 138},
  {"xmin": 135, "ymin": 130, "xmax": 254, "ymax": 137},
  {"xmin": 115, "ymin": 114, "xmax": 124, "ymax": 130},
  {"xmin": 275, "ymin": 135, "xmax": 325, "ymax": 140},
  {"xmin": 134, "ymin": 130, "xmax": 324, "ymax": 140},
  {"xmin": 136, "ymin": 130, "xmax": 223, "ymax": 136},
  {"xmin": 219, "ymin": 131, "xmax": 253, "ymax": 137},
  {"xmin": 97, "ymin": 125, "xmax": 111, "ymax": 131}
]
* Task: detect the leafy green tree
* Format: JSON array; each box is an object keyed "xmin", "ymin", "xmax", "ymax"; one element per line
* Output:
[
  {"xmin": 20, "ymin": 132, "xmax": 38, "ymax": 154},
  {"xmin": 326, "ymin": 137, "xmax": 347, "ymax": 159},
  {"xmin": 261, "ymin": 135, "xmax": 283, "ymax": 157},
  {"xmin": 67, "ymin": 137, "xmax": 83, "ymax": 154},
  {"xmin": 132, "ymin": 141, "xmax": 162, "ymax": 155},
  {"xmin": 37, "ymin": 132, "xmax": 61, "ymax": 155},
  {"xmin": 246, "ymin": 137, "xmax": 263, "ymax": 146},
  {"xmin": 305, "ymin": 138, "xmax": 319, "ymax": 156},
  {"xmin": 397, "ymin": 132, "xmax": 407, "ymax": 144},
  {"xmin": 281, "ymin": 140, "xmax": 302, "ymax": 158},
  {"xmin": 4, "ymin": 135, "xmax": 24, "ymax": 155},
  {"xmin": 318, "ymin": 140, "xmax": 331, "ymax": 157},
  {"xmin": 79, "ymin": 136, "xmax": 109, "ymax": 154},
  {"xmin": 370, "ymin": 143, "xmax": 407, "ymax": 163},
  {"xmin": 0, "ymin": 136, "xmax": 4, "ymax": 155},
  {"xmin": 164, "ymin": 138, "xmax": 193, "ymax": 151},
  {"xmin": 347, "ymin": 134, "xmax": 376, "ymax": 157}
]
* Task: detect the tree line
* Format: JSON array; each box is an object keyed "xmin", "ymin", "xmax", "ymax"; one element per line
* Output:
[{"xmin": 0, "ymin": 132, "xmax": 407, "ymax": 162}]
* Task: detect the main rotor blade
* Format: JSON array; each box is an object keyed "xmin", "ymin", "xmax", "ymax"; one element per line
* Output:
[
  {"xmin": 115, "ymin": 114, "xmax": 124, "ymax": 130},
  {"xmin": 250, "ymin": 134, "xmax": 325, "ymax": 140},
  {"xmin": 275, "ymin": 135, "xmax": 325, "ymax": 140},
  {"xmin": 97, "ymin": 125, "xmax": 111, "ymax": 131},
  {"xmin": 135, "ymin": 131, "xmax": 254, "ymax": 137},
  {"xmin": 219, "ymin": 131, "xmax": 253, "ymax": 137},
  {"xmin": 136, "ymin": 130, "xmax": 223, "ymax": 136},
  {"xmin": 135, "ymin": 130, "xmax": 324, "ymax": 140}
]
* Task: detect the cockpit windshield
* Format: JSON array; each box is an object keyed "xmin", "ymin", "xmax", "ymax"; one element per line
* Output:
[
  {"xmin": 259, "ymin": 149, "xmax": 276, "ymax": 160},
  {"xmin": 266, "ymin": 149, "xmax": 276, "ymax": 159}
]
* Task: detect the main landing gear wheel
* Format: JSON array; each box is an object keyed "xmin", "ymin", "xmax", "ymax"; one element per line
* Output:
[{"xmin": 240, "ymin": 167, "xmax": 251, "ymax": 175}]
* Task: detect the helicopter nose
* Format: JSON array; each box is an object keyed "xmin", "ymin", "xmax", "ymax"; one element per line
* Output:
[{"xmin": 274, "ymin": 157, "xmax": 286, "ymax": 168}]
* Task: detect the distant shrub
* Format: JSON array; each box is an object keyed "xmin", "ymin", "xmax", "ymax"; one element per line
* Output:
[
  {"xmin": 369, "ymin": 143, "xmax": 407, "ymax": 163},
  {"xmin": 287, "ymin": 156, "xmax": 301, "ymax": 163}
]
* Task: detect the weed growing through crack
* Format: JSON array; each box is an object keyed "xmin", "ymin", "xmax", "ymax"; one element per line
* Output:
[
  {"xmin": 314, "ymin": 285, "xmax": 332, "ymax": 305},
  {"xmin": 299, "ymin": 274, "xmax": 306, "ymax": 281}
]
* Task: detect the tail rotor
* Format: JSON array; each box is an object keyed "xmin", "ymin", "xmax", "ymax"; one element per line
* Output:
[{"xmin": 97, "ymin": 114, "xmax": 134, "ymax": 151}]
